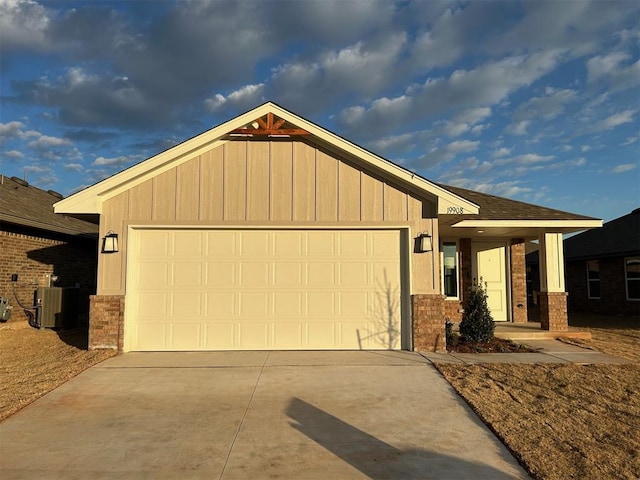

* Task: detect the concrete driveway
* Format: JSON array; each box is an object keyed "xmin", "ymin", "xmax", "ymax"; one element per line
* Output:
[{"xmin": 0, "ymin": 351, "xmax": 528, "ymax": 479}]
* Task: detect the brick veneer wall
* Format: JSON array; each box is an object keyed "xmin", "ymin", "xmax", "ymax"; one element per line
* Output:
[
  {"xmin": 412, "ymin": 294, "xmax": 446, "ymax": 352},
  {"xmin": 89, "ymin": 295, "xmax": 125, "ymax": 351},
  {"xmin": 566, "ymin": 258, "xmax": 640, "ymax": 317},
  {"xmin": 0, "ymin": 224, "xmax": 97, "ymax": 324},
  {"xmin": 539, "ymin": 291, "xmax": 568, "ymax": 331},
  {"xmin": 510, "ymin": 238, "xmax": 528, "ymax": 323}
]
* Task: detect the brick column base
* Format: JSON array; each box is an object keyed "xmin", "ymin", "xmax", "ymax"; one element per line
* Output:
[
  {"xmin": 539, "ymin": 292, "xmax": 568, "ymax": 331},
  {"xmin": 412, "ymin": 294, "xmax": 446, "ymax": 352},
  {"xmin": 89, "ymin": 295, "xmax": 125, "ymax": 351}
]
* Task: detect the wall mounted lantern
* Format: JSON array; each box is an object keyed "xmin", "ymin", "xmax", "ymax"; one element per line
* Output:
[
  {"xmin": 416, "ymin": 232, "xmax": 433, "ymax": 253},
  {"xmin": 102, "ymin": 231, "xmax": 119, "ymax": 253}
]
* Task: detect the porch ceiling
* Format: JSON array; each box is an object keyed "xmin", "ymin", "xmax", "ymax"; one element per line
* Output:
[{"xmin": 438, "ymin": 216, "xmax": 603, "ymax": 240}]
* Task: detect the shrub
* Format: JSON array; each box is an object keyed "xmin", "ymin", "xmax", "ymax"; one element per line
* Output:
[{"xmin": 459, "ymin": 279, "xmax": 495, "ymax": 343}]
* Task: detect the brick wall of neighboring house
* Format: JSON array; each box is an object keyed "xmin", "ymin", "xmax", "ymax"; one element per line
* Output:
[
  {"xmin": 566, "ymin": 257, "xmax": 640, "ymax": 317},
  {"xmin": 0, "ymin": 223, "xmax": 98, "ymax": 325}
]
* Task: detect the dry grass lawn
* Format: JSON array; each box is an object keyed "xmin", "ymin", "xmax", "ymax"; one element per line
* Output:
[
  {"xmin": 0, "ymin": 324, "xmax": 115, "ymax": 422},
  {"xmin": 437, "ymin": 313, "xmax": 640, "ymax": 480}
]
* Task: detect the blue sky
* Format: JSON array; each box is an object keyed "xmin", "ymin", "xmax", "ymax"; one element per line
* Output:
[{"xmin": 1, "ymin": 0, "xmax": 638, "ymax": 222}]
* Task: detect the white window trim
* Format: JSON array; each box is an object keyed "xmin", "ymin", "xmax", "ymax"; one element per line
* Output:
[
  {"xmin": 586, "ymin": 260, "xmax": 600, "ymax": 300},
  {"xmin": 625, "ymin": 257, "xmax": 640, "ymax": 302},
  {"xmin": 441, "ymin": 240, "xmax": 460, "ymax": 300}
]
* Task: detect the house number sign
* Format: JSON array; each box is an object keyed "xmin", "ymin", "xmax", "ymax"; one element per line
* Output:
[{"xmin": 446, "ymin": 206, "xmax": 465, "ymax": 214}]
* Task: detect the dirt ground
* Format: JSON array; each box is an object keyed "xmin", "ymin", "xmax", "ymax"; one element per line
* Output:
[
  {"xmin": 437, "ymin": 313, "xmax": 640, "ymax": 480},
  {"xmin": 0, "ymin": 323, "xmax": 115, "ymax": 422}
]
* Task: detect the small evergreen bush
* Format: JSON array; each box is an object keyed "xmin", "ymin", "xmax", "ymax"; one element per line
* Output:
[{"xmin": 459, "ymin": 279, "xmax": 495, "ymax": 343}]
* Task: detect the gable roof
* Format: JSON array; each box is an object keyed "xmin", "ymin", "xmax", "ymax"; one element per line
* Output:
[
  {"xmin": 54, "ymin": 102, "xmax": 479, "ymax": 216},
  {"xmin": 0, "ymin": 176, "xmax": 98, "ymax": 237},
  {"xmin": 564, "ymin": 208, "xmax": 640, "ymax": 260}
]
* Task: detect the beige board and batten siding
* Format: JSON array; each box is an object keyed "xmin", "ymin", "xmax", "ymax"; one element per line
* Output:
[{"xmin": 97, "ymin": 139, "xmax": 439, "ymax": 296}]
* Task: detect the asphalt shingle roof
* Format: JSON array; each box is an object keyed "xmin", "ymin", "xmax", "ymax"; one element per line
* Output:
[
  {"xmin": 0, "ymin": 176, "xmax": 98, "ymax": 237},
  {"xmin": 440, "ymin": 184, "xmax": 599, "ymax": 221},
  {"xmin": 564, "ymin": 208, "xmax": 640, "ymax": 260}
]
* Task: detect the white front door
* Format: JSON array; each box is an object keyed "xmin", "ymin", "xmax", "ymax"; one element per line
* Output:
[{"xmin": 472, "ymin": 242, "xmax": 509, "ymax": 322}]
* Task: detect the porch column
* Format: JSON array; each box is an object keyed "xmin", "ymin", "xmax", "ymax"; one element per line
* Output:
[
  {"xmin": 509, "ymin": 238, "xmax": 528, "ymax": 323},
  {"xmin": 538, "ymin": 233, "xmax": 568, "ymax": 331}
]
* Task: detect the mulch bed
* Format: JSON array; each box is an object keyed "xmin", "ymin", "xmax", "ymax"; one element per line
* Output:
[{"xmin": 448, "ymin": 337, "xmax": 537, "ymax": 353}]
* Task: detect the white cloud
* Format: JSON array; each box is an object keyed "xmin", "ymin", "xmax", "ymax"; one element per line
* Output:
[
  {"xmin": 205, "ymin": 83, "xmax": 265, "ymax": 113},
  {"xmin": 514, "ymin": 87, "xmax": 578, "ymax": 121},
  {"xmin": 3, "ymin": 150, "xmax": 25, "ymax": 159},
  {"xmin": 581, "ymin": 145, "xmax": 592, "ymax": 152},
  {"xmin": 612, "ymin": 163, "xmax": 637, "ymax": 173},
  {"xmin": 587, "ymin": 52, "xmax": 640, "ymax": 91},
  {"xmin": 621, "ymin": 136, "xmax": 638, "ymax": 146},
  {"xmin": 422, "ymin": 139, "xmax": 481, "ymax": 166},
  {"xmin": 63, "ymin": 163, "xmax": 83, "ymax": 171},
  {"xmin": 506, "ymin": 120, "xmax": 530, "ymax": 136},
  {"xmin": 0, "ymin": 121, "xmax": 27, "ymax": 143},
  {"xmin": 0, "ymin": 0, "xmax": 50, "ymax": 51},
  {"xmin": 595, "ymin": 109, "xmax": 636, "ymax": 131},
  {"xmin": 492, "ymin": 147, "xmax": 512, "ymax": 158},
  {"xmin": 93, "ymin": 155, "xmax": 140, "ymax": 166},
  {"xmin": 27, "ymin": 135, "xmax": 72, "ymax": 149},
  {"xmin": 494, "ymin": 153, "xmax": 554, "ymax": 166},
  {"xmin": 338, "ymin": 50, "xmax": 564, "ymax": 138}
]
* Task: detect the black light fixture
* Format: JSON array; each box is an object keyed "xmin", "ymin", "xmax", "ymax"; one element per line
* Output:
[
  {"xmin": 102, "ymin": 231, "xmax": 119, "ymax": 253},
  {"xmin": 416, "ymin": 232, "xmax": 433, "ymax": 253}
]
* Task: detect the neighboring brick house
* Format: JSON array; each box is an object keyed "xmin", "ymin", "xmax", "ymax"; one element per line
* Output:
[
  {"xmin": 0, "ymin": 175, "xmax": 99, "ymax": 325},
  {"xmin": 563, "ymin": 209, "xmax": 640, "ymax": 317}
]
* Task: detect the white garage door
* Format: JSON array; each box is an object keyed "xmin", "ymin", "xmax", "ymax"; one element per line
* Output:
[{"xmin": 125, "ymin": 229, "xmax": 404, "ymax": 351}]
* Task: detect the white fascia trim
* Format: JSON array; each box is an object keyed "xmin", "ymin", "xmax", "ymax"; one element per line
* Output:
[
  {"xmin": 451, "ymin": 219, "xmax": 603, "ymax": 228},
  {"xmin": 54, "ymin": 102, "xmax": 479, "ymax": 215}
]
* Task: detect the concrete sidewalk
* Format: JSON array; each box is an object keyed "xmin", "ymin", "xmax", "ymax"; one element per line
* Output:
[
  {"xmin": 0, "ymin": 351, "xmax": 529, "ymax": 479},
  {"xmin": 421, "ymin": 339, "xmax": 635, "ymax": 365}
]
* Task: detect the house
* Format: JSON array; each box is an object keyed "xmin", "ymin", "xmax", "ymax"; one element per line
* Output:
[
  {"xmin": 563, "ymin": 209, "xmax": 640, "ymax": 317},
  {"xmin": 0, "ymin": 175, "xmax": 99, "ymax": 325},
  {"xmin": 54, "ymin": 103, "xmax": 601, "ymax": 352}
]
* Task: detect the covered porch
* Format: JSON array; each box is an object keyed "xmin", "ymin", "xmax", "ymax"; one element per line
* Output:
[{"xmin": 436, "ymin": 185, "xmax": 602, "ymax": 333}]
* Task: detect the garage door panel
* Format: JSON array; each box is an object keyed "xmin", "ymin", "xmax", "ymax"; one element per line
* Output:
[
  {"xmin": 307, "ymin": 233, "xmax": 335, "ymax": 255},
  {"xmin": 240, "ymin": 262, "xmax": 270, "ymax": 287},
  {"xmin": 204, "ymin": 323, "xmax": 235, "ymax": 349},
  {"xmin": 272, "ymin": 323, "xmax": 303, "ymax": 348},
  {"xmin": 136, "ymin": 262, "xmax": 168, "ymax": 289},
  {"xmin": 306, "ymin": 263, "xmax": 336, "ymax": 286},
  {"xmin": 170, "ymin": 292, "xmax": 202, "ymax": 317},
  {"xmin": 306, "ymin": 323, "xmax": 336, "ymax": 348},
  {"xmin": 206, "ymin": 292, "xmax": 236, "ymax": 316},
  {"xmin": 126, "ymin": 229, "xmax": 404, "ymax": 351},
  {"xmin": 173, "ymin": 231, "xmax": 204, "ymax": 256},
  {"xmin": 307, "ymin": 292, "xmax": 336, "ymax": 316},
  {"xmin": 273, "ymin": 291, "xmax": 303, "ymax": 316},
  {"xmin": 238, "ymin": 322, "xmax": 270, "ymax": 348},
  {"xmin": 171, "ymin": 262, "xmax": 203, "ymax": 287},
  {"xmin": 207, "ymin": 231, "xmax": 236, "ymax": 256},
  {"xmin": 338, "ymin": 232, "xmax": 368, "ymax": 256},
  {"xmin": 273, "ymin": 263, "xmax": 303, "ymax": 286},
  {"xmin": 206, "ymin": 262, "xmax": 236, "ymax": 287},
  {"xmin": 171, "ymin": 323, "xmax": 202, "ymax": 349},
  {"xmin": 135, "ymin": 293, "xmax": 167, "ymax": 317},
  {"xmin": 135, "ymin": 323, "xmax": 167, "ymax": 351},
  {"xmin": 238, "ymin": 292, "xmax": 270, "ymax": 316}
]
